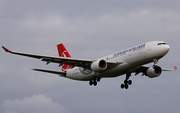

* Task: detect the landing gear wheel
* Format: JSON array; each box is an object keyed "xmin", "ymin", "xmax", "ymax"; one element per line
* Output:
[
  {"xmin": 121, "ymin": 84, "xmax": 125, "ymax": 89},
  {"xmin": 93, "ymin": 81, "xmax": 97, "ymax": 86},
  {"xmin": 89, "ymin": 80, "xmax": 98, "ymax": 86},
  {"xmin": 124, "ymin": 80, "xmax": 128, "ymax": 84},
  {"xmin": 97, "ymin": 77, "xmax": 101, "ymax": 82},
  {"xmin": 121, "ymin": 73, "xmax": 132, "ymax": 89},
  {"xmin": 121, "ymin": 84, "xmax": 129, "ymax": 89},
  {"xmin": 89, "ymin": 80, "xmax": 93, "ymax": 86},
  {"xmin": 125, "ymin": 84, "xmax": 129, "ymax": 89},
  {"xmin": 128, "ymin": 80, "xmax": 132, "ymax": 85}
]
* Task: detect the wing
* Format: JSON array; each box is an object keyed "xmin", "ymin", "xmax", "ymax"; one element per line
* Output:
[
  {"xmin": 132, "ymin": 65, "xmax": 177, "ymax": 76},
  {"xmin": 161, "ymin": 66, "xmax": 178, "ymax": 71},
  {"xmin": 2, "ymin": 46, "xmax": 121, "ymax": 69}
]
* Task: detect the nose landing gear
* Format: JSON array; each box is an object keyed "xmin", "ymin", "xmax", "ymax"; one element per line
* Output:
[
  {"xmin": 121, "ymin": 73, "xmax": 132, "ymax": 89},
  {"xmin": 153, "ymin": 59, "xmax": 159, "ymax": 66}
]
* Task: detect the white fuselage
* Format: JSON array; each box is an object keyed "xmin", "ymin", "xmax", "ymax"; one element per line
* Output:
[{"xmin": 65, "ymin": 41, "xmax": 170, "ymax": 81}]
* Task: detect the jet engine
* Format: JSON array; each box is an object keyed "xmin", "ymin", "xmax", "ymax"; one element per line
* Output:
[
  {"xmin": 91, "ymin": 59, "xmax": 107, "ymax": 72},
  {"xmin": 146, "ymin": 65, "xmax": 162, "ymax": 78}
]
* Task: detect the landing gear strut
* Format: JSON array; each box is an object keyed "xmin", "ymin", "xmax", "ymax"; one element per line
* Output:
[
  {"xmin": 89, "ymin": 76, "xmax": 101, "ymax": 86},
  {"xmin": 121, "ymin": 73, "xmax": 132, "ymax": 89}
]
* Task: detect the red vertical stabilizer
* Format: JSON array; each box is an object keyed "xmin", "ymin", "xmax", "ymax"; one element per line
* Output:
[{"xmin": 57, "ymin": 43, "xmax": 72, "ymax": 72}]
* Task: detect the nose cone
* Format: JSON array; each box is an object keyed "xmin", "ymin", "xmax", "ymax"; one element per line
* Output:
[
  {"xmin": 162, "ymin": 45, "xmax": 170, "ymax": 55},
  {"xmin": 165, "ymin": 45, "xmax": 170, "ymax": 52}
]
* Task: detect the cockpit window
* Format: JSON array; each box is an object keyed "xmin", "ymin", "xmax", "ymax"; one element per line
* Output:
[{"xmin": 157, "ymin": 43, "xmax": 166, "ymax": 45}]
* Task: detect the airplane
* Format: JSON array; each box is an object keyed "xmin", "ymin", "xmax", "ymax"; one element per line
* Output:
[{"xmin": 2, "ymin": 41, "xmax": 177, "ymax": 89}]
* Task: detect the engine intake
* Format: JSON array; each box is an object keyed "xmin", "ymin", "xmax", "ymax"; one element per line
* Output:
[
  {"xmin": 146, "ymin": 65, "xmax": 162, "ymax": 78},
  {"xmin": 91, "ymin": 59, "xmax": 107, "ymax": 72}
]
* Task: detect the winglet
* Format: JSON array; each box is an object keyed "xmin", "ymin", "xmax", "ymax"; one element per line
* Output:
[
  {"xmin": 2, "ymin": 46, "xmax": 11, "ymax": 52},
  {"xmin": 174, "ymin": 66, "xmax": 178, "ymax": 71}
]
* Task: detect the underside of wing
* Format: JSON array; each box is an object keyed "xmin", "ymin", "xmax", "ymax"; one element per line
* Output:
[{"xmin": 132, "ymin": 65, "xmax": 148, "ymax": 76}]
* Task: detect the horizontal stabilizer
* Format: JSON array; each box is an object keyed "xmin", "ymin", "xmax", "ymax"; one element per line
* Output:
[{"xmin": 33, "ymin": 69, "xmax": 66, "ymax": 77}]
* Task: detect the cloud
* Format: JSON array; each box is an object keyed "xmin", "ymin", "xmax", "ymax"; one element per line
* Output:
[{"xmin": 1, "ymin": 94, "xmax": 67, "ymax": 113}]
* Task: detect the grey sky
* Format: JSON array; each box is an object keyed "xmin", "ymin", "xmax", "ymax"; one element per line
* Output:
[{"xmin": 0, "ymin": 0, "xmax": 180, "ymax": 113}]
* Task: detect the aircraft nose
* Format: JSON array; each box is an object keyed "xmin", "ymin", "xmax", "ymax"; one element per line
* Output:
[
  {"xmin": 162, "ymin": 45, "xmax": 170, "ymax": 55},
  {"xmin": 165, "ymin": 45, "xmax": 170, "ymax": 52}
]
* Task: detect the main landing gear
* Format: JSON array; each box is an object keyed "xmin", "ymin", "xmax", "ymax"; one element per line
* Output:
[
  {"xmin": 89, "ymin": 76, "xmax": 101, "ymax": 86},
  {"xmin": 121, "ymin": 73, "xmax": 132, "ymax": 89}
]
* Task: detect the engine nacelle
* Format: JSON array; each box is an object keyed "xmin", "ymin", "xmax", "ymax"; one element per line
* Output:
[
  {"xmin": 146, "ymin": 66, "xmax": 162, "ymax": 78},
  {"xmin": 90, "ymin": 59, "xmax": 107, "ymax": 72}
]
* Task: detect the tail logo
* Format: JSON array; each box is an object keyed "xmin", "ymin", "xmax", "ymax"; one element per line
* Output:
[
  {"xmin": 61, "ymin": 50, "xmax": 72, "ymax": 72},
  {"xmin": 61, "ymin": 50, "xmax": 68, "ymax": 57}
]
